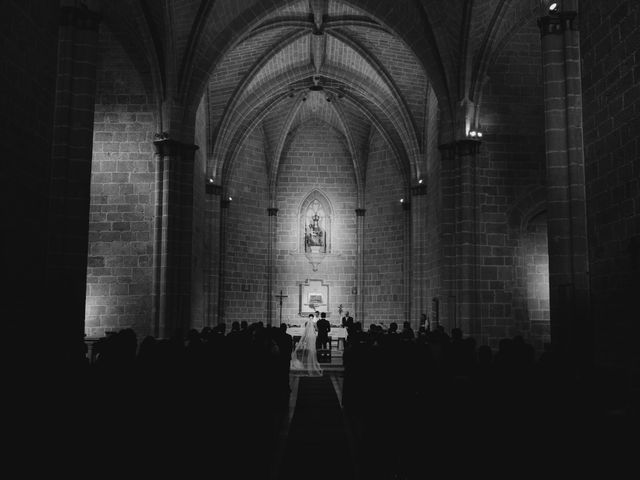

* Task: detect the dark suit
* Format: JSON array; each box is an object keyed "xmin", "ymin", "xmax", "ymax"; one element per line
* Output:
[
  {"xmin": 341, "ymin": 315, "xmax": 354, "ymax": 328},
  {"xmin": 316, "ymin": 318, "xmax": 331, "ymax": 352}
]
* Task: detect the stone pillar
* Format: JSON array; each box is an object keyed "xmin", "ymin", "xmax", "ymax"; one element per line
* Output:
[
  {"xmin": 46, "ymin": 5, "xmax": 100, "ymax": 363},
  {"xmin": 402, "ymin": 201, "xmax": 412, "ymax": 322},
  {"xmin": 539, "ymin": 8, "xmax": 591, "ymax": 372},
  {"xmin": 411, "ymin": 183, "xmax": 428, "ymax": 329},
  {"xmin": 152, "ymin": 139, "xmax": 198, "ymax": 338},
  {"xmin": 267, "ymin": 207, "xmax": 279, "ymax": 326},
  {"xmin": 216, "ymin": 195, "xmax": 231, "ymax": 325},
  {"xmin": 457, "ymin": 140, "xmax": 480, "ymax": 338},
  {"xmin": 439, "ymin": 143, "xmax": 458, "ymax": 331},
  {"xmin": 355, "ymin": 208, "xmax": 366, "ymax": 326},
  {"xmin": 438, "ymin": 140, "xmax": 480, "ymax": 334},
  {"xmin": 204, "ymin": 181, "xmax": 222, "ymax": 328}
]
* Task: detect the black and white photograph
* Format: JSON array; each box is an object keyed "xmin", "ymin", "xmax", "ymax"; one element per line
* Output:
[{"xmin": 3, "ymin": 0, "xmax": 638, "ymax": 478}]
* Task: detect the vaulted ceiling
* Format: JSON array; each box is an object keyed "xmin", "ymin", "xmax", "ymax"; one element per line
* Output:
[{"xmin": 97, "ymin": 0, "xmax": 543, "ymax": 184}]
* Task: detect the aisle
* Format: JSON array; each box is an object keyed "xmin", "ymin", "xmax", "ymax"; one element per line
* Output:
[{"xmin": 277, "ymin": 375, "xmax": 355, "ymax": 480}]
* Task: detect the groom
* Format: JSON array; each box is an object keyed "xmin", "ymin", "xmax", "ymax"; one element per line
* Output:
[{"xmin": 316, "ymin": 312, "xmax": 331, "ymax": 361}]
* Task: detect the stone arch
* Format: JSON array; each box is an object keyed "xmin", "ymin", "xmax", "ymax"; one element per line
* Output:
[
  {"xmin": 508, "ymin": 185, "xmax": 547, "ymax": 233},
  {"xmin": 298, "ymin": 190, "xmax": 334, "ymax": 254}
]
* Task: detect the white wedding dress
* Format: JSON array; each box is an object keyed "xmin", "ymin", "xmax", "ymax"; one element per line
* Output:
[{"xmin": 290, "ymin": 319, "xmax": 323, "ymax": 376}]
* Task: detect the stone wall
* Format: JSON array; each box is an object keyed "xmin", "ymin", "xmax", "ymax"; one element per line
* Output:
[
  {"xmin": 513, "ymin": 212, "xmax": 550, "ymax": 352},
  {"xmin": 190, "ymin": 95, "xmax": 208, "ymax": 330},
  {"xmin": 274, "ymin": 120, "xmax": 357, "ymax": 325},
  {"xmin": 85, "ymin": 25, "xmax": 157, "ymax": 338},
  {"xmin": 222, "ymin": 128, "xmax": 270, "ymax": 325},
  {"xmin": 478, "ymin": 22, "xmax": 547, "ymax": 349},
  {"xmin": 581, "ymin": 0, "xmax": 640, "ymax": 366},
  {"xmin": 423, "ymin": 87, "xmax": 443, "ymax": 327},
  {"xmin": 364, "ymin": 129, "xmax": 406, "ymax": 325}
]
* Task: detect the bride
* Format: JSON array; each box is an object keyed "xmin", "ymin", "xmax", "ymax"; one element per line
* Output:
[{"xmin": 290, "ymin": 314, "xmax": 323, "ymax": 376}]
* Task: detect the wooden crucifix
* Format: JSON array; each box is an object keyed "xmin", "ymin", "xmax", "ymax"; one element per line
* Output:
[{"xmin": 275, "ymin": 290, "xmax": 288, "ymax": 325}]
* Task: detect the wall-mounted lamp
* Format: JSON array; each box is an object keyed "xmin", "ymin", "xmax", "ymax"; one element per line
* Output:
[
  {"xmin": 548, "ymin": 2, "xmax": 559, "ymax": 13},
  {"xmin": 468, "ymin": 130, "xmax": 483, "ymax": 138},
  {"xmin": 418, "ymin": 179, "xmax": 423, "ymax": 185},
  {"xmin": 399, "ymin": 198, "xmax": 405, "ymax": 204}
]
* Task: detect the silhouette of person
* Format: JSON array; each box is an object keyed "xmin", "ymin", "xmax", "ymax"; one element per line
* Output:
[{"xmin": 316, "ymin": 312, "xmax": 331, "ymax": 359}]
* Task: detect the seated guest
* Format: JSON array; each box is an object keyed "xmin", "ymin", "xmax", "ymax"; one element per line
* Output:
[{"xmin": 401, "ymin": 321, "xmax": 415, "ymax": 340}]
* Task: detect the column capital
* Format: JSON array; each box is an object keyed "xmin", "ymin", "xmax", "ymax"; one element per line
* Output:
[
  {"xmin": 268, "ymin": 207, "xmax": 279, "ymax": 216},
  {"xmin": 438, "ymin": 139, "xmax": 481, "ymax": 159},
  {"xmin": 153, "ymin": 138, "xmax": 199, "ymax": 158},
  {"xmin": 412, "ymin": 184, "xmax": 427, "ymax": 196},
  {"xmin": 355, "ymin": 208, "xmax": 366, "ymax": 217},
  {"xmin": 538, "ymin": 11, "xmax": 578, "ymax": 36},
  {"xmin": 60, "ymin": 5, "xmax": 101, "ymax": 30},
  {"xmin": 205, "ymin": 182, "xmax": 221, "ymax": 195}
]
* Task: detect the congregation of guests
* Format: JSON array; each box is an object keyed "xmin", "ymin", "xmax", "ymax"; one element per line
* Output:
[
  {"xmin": 340, "ymin": 319, "xmax": 634, "ymax": 478},
  {"xmin": 78, "ymin": 321, "xmax": 295, "ymax": 476},
  {"xmin": 62, "ymin": 317, "xmax": 633, "ymax": 477}
]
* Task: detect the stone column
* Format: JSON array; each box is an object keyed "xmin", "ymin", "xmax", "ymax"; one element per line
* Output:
[
  {"xmin": 457, "ymin": 140, "xmax": 480, "ymax": 338},
  {"xmin": 152, "ymin": 139, "xmax": 198, "ymax": 338},
  {"xmin": 267, "ymin": 207, "xmax": 279, "ymax": 326},
  {"xmin": 216, "ymin": 195, "xmax": 231, "ymax": 325},
  {"xmin": 439, "ymin": 143, "xmax": 458, "ymax": 330},
  {"xmin": 402, "ymin": 201, "xmax": 412, "ymax": 322},
  {"xmin": 204, "ymin": 181, "xmax": 222, "ymax": 328},
  {"xmin": 539, "ymin": 8, "xmax": 591, "ymax": 372},
  {"xmin": 411, "ymin": 183, "xmax": 428, "ymax": 329},
  {"xmin": 355, "ymin": 208, "xmax": 366, "ymax": 326},
  {"xmin": 438, "ymin": 140, "xmax": 480, "ymax": 333},
  {"xmin": 46, "ymin": 5, "xmax": 100, "ymax": 362}
]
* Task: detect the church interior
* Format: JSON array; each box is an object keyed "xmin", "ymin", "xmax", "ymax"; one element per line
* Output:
[{"xmin": 3, "ymin": 0, "xmax": 639, "ymax": 476}]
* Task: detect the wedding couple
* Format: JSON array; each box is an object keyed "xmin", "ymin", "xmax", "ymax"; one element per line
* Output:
[{"xmin": 290, "ymin": 313, "xmax": 330, "ymax": 376}]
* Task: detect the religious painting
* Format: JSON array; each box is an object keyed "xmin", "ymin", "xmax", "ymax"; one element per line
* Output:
[
  {"xmin": 304, "ymin": 199, "xmax": 326, "ymax": 253},
  {"xmin": 299, "ymin": 190, "xmax": 332, "ymax": 255},
  {"xmin": 299, "ymin": 279, "xmax": 329, "ymax": 316}
]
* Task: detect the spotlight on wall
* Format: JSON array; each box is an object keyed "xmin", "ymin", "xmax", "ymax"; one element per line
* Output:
[
  {"xmin": 399, "ymin": 198, "xmax": 405, "ymax": 204},
  {"xmin": 228, "ymin": 196, "xmax": 233, "ymax": 202},
  {"xmin": 418, "ymin": 179, "xmax": 423, "ymax": 184},
  {"xmin": 548, "ymin": 2, "xmax": 559, "ymax": 13}
]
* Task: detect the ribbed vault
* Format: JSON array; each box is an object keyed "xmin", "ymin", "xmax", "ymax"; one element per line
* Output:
[{"xmin": 207, "ymin": 0, "xmax": 433, "ymax": 194}]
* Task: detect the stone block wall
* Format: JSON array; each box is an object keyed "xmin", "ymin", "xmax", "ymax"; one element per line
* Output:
[
  {"xmin": 190, "ymin": 95, "xmax": 208, "ymax": 330},
  {"xmin": 478, "ymin": 23, "xmax": 547, "ymax": 349},
  {"xmin": 222, "ymin": 129, "xmax": 270, "ymax": 325},
  {"xmin": 85, "ymin": 25, "xmax": 157, "ymax": 338},
  {"xmin": 423, "ymin": 88, "xmax": 443, "ymax": 326},
  {"xmin": 274, "ymin": 120, "xmax": 357, "ymax": 325},
  {"xmin": 513, "ymin": 212, "xmax": 551, "ymax": 352},
  {"xmin": 364, "ymin": 129, "xmax": 406, "ymax": 325},
  {"xmin": 581, "ymin": 0, "xmax": 640, "ymax": 366}
]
